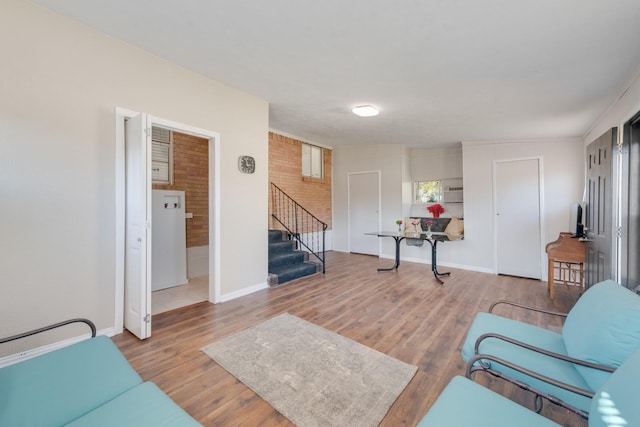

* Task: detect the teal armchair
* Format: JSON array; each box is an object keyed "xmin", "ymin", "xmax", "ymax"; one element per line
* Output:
[
  {"xmin": 461, "ymin": 279, "xmax": 640, "ymax": 417},
  {"xmin": 418, "ymin": 345, "xmax": 640, "ymax": 426}
]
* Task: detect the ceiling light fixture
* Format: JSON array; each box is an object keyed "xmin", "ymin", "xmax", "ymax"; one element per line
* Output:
[{"xmin": 352, "ymin": 105, "xmax": 379, "ymax": 117}]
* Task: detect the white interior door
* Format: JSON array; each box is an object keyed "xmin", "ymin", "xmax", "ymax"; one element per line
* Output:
[
  {"xmin": 495, "ymin": 158, "xmax": 542, "ymax": 279},
  {"xmin": 124, "ymin": 114, "xmax": 152, "ymax": 339},
  {"xmin": 348, "ymin": 172, "xmax": 380, "ymax": 255}
]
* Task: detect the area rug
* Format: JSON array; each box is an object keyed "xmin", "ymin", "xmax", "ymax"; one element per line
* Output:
[{"xmin": 201, "ymin": 313, "xmax": 417, "ymax": 427}]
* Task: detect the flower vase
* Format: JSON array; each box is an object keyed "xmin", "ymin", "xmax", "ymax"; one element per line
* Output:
[
  {"xmin": 426, "ymin": 226, "xmax": 432, "ymax": 238},
  {"xmin": 398, "ymin": 224, "xmax": 402, "ymax": 235}
]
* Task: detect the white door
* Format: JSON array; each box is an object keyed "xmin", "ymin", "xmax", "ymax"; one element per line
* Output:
[
  {"xmin": 348, "ymin": 172, "xmax": 380, "ymax": 255},
  {"xmin": 124, "ymin": 114, "xmax": 152, "ymax": 339},
  {"xmin": 495, "ymin": 158, "xmax": 542, "ymax": 279}
]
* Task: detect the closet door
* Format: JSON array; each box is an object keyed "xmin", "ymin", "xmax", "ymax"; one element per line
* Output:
[
  {"xmin": 494, "ymin": 158, "xmax": 542, "ymax": 279},
  {"xmin": 348, "ymin": 172, "xmax": 380, "ymax": 256},
  {"xmin": 124, "ymin": 113, "xmax": 152, "ymax": 339}
]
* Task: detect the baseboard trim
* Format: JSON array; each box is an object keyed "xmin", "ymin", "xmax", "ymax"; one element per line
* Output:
[
  {"xmin": 380, "ymin": 254, "xmax": 494, "ymax": 274},
  {"xmin": 218, "ymin": 281, "xmax": 269, "ymax": 303}
]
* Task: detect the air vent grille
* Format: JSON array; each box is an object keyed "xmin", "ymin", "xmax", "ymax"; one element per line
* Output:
[
  {"xmin": 152, "ymin": 126, "xmax": 171, "ymax": 143},
  {"xmin": 151, "ymin": 126, "xmax": 172, "ymax": 184}
]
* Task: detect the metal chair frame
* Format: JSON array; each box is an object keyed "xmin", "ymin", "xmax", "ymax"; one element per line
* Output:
[
  {"xmin": 0, "ymin": 318, "xmax": 96, "ymax": 344},
  {"xmin": 467, "ymin": 301, "xmax": 615, "ymax": 419}
]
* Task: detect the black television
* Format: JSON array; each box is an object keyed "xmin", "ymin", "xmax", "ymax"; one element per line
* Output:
[{"xmin": 569, "ymin": 203, "xmax": 584, "ymax": 237}]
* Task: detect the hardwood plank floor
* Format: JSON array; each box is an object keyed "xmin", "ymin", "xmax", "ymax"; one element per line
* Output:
[{"xmin": 112, "ymin": 251, "xmax": 586, "ymax": 427}]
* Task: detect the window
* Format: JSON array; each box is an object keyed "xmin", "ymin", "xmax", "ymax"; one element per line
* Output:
[
  {"xmin": 302, "ymin": 142, "xmax": 323, "ymax": 178},
  {"xmin": 415, "ymin": 180, "xmax": 442, "ymax": 204}
]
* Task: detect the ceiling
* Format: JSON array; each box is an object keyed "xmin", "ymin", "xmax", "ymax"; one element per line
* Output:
[{"xmin": 33, "ymin": 0, "xmax": 640, "ymax": 148}]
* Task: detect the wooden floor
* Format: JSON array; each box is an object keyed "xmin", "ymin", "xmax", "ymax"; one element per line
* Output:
[{"xmin": 112, "ymin": 251, "xmax": 586, "ymax": 427}]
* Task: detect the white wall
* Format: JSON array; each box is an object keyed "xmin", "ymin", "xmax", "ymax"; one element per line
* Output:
[
  {"xmin": 333, "ymin": 143, "xmax": 466, "ymax": 267},
  {"xmin": 411, "ymin": 145, "xmax": 463, "ymax": 181},
  {"xmin": 401, "ymin": 145, "xmax": 413, "ymax": 218},
  {"xmin": 333, "ymin": 144, "xmax": 405, "ymax": 255},
  {"xmin": 460, "ymin": 139, "xmax": 585, "ymax": 276},
  {"xmin": 0, "ymin": 0, "xmax": 268, "ymax": 354},
  {"xmin": 333, "ymin": 140, "xmax": 584, "ymax": 276}
]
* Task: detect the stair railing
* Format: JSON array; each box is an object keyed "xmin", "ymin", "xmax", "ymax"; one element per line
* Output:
[{"xmin": 271, "ymin": 182, "xmax": 327, "ymax": 274}]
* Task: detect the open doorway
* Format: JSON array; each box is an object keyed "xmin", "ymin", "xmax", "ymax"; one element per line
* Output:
[
  {"xmin": 150, "ymin": 129, "xmax": 210, "ymax": 315},
  {"xmin": 115, "ymin": 108, "xmax": 221, "ymax": 339}
]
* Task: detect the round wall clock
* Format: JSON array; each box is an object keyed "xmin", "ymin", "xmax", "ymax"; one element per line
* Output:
[{"xmin": 238, "ymin": 155, "xmax": 255, "ymax": 174}]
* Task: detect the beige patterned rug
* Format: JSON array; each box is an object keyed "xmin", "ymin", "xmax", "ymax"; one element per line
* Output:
[{"xmin": 202, "ymin": 313, "xmax": 417, "ymax": 427}]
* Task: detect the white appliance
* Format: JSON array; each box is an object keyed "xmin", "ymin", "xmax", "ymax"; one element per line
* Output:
[{"xmin": 152, "ymin": 190, "xmax": 187, "ymax": 291}]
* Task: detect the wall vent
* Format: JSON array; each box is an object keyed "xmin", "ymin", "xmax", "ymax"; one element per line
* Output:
[
  {"xmin": 151, "ymin": 126, "xmax": 172, "ymax": 184},
  {"xmin": 152, "ymin": 126, "xmax": 171, "ymax": 143}
]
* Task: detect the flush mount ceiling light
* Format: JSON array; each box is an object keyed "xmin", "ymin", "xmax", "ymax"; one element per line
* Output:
[{"xmin": 352, "ymin": 105, "xmax": 379, "ymax": 117}]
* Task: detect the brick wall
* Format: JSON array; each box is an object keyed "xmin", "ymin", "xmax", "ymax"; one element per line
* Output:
[
  {"xmin": 153, "ymin": 132, "xmax": 208, "ymax": 248},
  {"xmin": 269, "ymin": 132, "xmax": 332, "ymax": 230}
]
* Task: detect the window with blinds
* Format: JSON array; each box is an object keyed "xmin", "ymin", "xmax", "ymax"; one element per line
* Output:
[
  {"xmin": 151, "ymin": 126, "xmax": 173, "ymax": 184},
  {"xmin": 301, "ymin": 142, "xmax": 323, "ymax": 179}
]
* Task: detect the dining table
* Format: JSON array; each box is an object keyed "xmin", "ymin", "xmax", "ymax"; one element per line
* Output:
[{"xmin": 364, "ymin": 231, "xmax": 455, "ymax": 284}]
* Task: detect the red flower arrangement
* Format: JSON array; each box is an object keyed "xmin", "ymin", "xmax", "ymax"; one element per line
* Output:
[{"xmin": 427, "ymin": 203, "xmax": 445, "ymax": 218}]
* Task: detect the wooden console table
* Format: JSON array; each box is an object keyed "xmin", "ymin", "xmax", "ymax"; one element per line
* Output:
[{"xmin": 545, "ymin": 232, "xmax": 586, "ymax": 300}]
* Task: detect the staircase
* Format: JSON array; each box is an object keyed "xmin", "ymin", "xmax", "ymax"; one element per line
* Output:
[{"xmin": 268, "ymin": 230, "xmax": 320, "ymax": 286}]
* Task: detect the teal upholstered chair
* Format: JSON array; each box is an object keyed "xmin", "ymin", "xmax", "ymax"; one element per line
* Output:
[
  {"xmin": 418, "ymin": 346, "xmax": 640, "ymax": 426},
  {"xmin": 0, "ymin": 335, "xmax": 143, "ymax": 426},
  {"xmin": 460, "ymin": 279, "xmax": 640, "ymax": 417},
  {"xmin": 0, "ymin": 319, "xmax": 201, "ymax": 427}
]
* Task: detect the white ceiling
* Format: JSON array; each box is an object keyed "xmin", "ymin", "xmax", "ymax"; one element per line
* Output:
[{"xmin": 33, "ymin": 0, "xmax": 640, "ymax": 148}]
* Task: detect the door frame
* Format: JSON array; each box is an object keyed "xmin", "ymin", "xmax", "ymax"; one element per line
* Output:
[
  {"xmin": 492, "ymin": 156, "xmax": 546, "ymax": 279},
  {"xmin": 114, "ymin": 107, "xmax": 221, "ymax": 334},
  {"xmin": 347, "ymin": 170, "xmax": 381, "ymax": 254}
]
